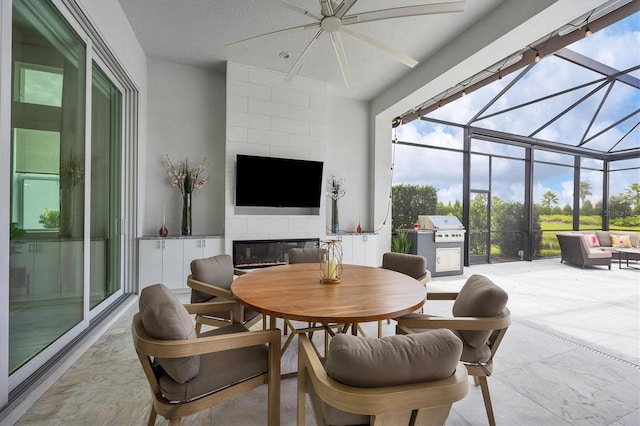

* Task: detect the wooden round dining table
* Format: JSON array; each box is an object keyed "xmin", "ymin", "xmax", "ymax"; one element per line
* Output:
[{"xmin": 231, "ymin": 263, "xmax": 426, "ymax": 327}]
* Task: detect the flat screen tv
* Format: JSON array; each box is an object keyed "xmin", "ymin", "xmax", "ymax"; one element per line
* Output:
[{"xmin": 235, "ymin": 154, "xmax": 324, "ymax": 208}]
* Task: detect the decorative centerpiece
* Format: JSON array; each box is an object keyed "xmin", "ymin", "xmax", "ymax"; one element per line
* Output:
[
  {"xmin": 327, "ymin": 175, "xmax": 346, "ymax": 234},
  {"xmin": 164, "ymin": 155, "xmax": 209, "ymax": 236},
  {"xmin": 320, "ymin": 239, "xmax": 343, "ymax": 284}
]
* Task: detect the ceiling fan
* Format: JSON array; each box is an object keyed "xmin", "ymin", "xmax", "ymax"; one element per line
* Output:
[{"xmin": 227, "ymin": 0, "xmax": 466, "ymax": 87}]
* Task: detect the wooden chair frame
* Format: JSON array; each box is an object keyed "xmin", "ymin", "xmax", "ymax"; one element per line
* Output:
[
  {"xmin": 187, "ymin": 272, "xmax": 263, "ymax": 333},
  {"xmin": 132, "ymin": 300, "xmax": 281, "ymax": 426},
  {"xmin": 396, "ymin": 292, "xmax": 511, "ymax": 426},
  {"xmin": 297, "ymin": 334, "xmax": 468, "ymax": 426}
]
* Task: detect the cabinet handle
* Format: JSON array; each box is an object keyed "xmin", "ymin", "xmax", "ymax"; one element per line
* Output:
[{"xmin": 202, "ymin": 239, "xmax": 206, "ymax": 248}]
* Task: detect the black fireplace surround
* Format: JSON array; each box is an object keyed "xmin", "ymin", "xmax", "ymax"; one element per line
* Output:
[{"xmin": 233, "ymin": 238, "xmax": 319, "ymax": 269}]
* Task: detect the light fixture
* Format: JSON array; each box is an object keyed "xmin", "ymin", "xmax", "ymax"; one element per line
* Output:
[
  {"xmin": 461, "ymin": 88, "xmax": 466, "ymax": 97},
  {"xmin": 534, "ymin": 51, "xmax": 541, "ymax": 62},
  {"xmin": 279, "ymin": 51, "xmax": 290, "ymax": 59},
  {"xmin": 585, "ymin": 25, "xmax": 592, "ymax": 36}
]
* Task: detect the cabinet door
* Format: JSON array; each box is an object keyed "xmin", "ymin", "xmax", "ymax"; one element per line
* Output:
[
  {"xmin": 59, "ymin": 241, "xmax": 83, "ymax": 298},
  {"xmin": 340, "ymin": 235, "xmax": 354, "ymax": 264},
  {"xmin": 34, "ymin": 242, "xmax": 62, "ymax": 300},
  {"xmin": 162, "ymin": 239, "xmax": 185, "ymax": 290},
  {"xmin": 139, "ymin": 240, "xmax": 163, "ymax": 291},
  {"xmin": 183, "ymin": 238, "xmax": 224, "ymax": 279},
  {"xmin": 183, "ymin": 239, "xmax": 205, "ymax": 279},
  {"xmin": 9, "ymin": 242, "xmax": 34, "ymax": 301},
  {"xmin": 362, "ymin": 234, "xmax": 379, "ymax": 267}
]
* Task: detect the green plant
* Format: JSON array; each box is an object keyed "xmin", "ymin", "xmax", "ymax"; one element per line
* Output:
[
  {"xmin": 391, "ymin": 231, "xmax": 412, "ymax": 253},
  {"xmin": 10, "ymin": 222, "xmax": 26, "ymax": 239},
  {"xmin": 38, "ymin": 207, "xmax": 60, "ymax": 228}
]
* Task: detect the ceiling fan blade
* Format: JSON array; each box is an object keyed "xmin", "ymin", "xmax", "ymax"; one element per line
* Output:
[
  {"xmin": 285, "ymin": 29, "xmax": 325, "ymax": 82},
  {"xmin": 329, "ymin": 31, "xmax": 353, "ymax": 88},
  {"xmin": 274, "ymin": 0, "xmax": 323, "ymax": 21},
  {"xmin": 334, "ymin": 0, "xmax": 358, "ymax": 18},
  {"xmin": 341, "ymin": 26, "xmax": 418, "ymax": 68},
  {"xmin": 320, "ymin": 0, "xmax": 333, "ymax": 16},
  {"xmin": 226, "ymin": 22, "xmax": 320, "ymax": 47},
  {"xmin": 342, "ymin": 1, "xmax": 466, "ymax": 25}
]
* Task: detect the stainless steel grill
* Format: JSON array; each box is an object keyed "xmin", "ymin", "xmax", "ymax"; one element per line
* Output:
[
  {"xmin": 410, "ymin": 215, "xmax": 466, "ymax": 277},
  {"xmin": 418, "ymin": 215, "xmax": 466, "ymax": 242}
]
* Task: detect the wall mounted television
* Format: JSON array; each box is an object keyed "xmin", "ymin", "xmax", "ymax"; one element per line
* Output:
[{"xmin": 235, "ymin": 154, "xmax": 324, "ymax": 211}]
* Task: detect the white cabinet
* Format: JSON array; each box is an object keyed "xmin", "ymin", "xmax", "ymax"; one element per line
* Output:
[
  {"xmin": 9, "ymin": 240, "xmax": 83, "ymax": 301},
  {"xmin": 340, "ymin": 234, "xmax": 379, "ymax": 266},
  {"xmin": 138, "ymin": 237, "xmax": 224, "ymax": 292},
  {"xmin": 183, "ymin": 238, "xmax": 223, "ymax": 279}
]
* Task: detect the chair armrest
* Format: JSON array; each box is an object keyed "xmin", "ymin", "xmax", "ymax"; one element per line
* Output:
[
  {"xmin": 184, "ymin": 301, "xmax": 238, "ymax": 315},
  {"xmin": 297, "ymin": 334, "xmax": 468, "ymax": 415},
  {"xmin": 187, "ymin": 274, "xmax": 233, "ymax": 299},
  {"xmin": 426, "ymin": 292, "xmax": 458, "ymax": 300},
  {"xmin": 132, "ymin": 313, "xmax": 281, "ymax": 358},
  {"xmin": 233, "ymin": 268, "xmax": 248, "ymax": 276},
  {"xmin": 397, "ymin": 310, "xmax": 511, "ymax": 332}
]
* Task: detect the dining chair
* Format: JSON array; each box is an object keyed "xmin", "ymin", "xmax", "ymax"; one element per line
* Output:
[
  {"xmin": 396, "ymin": 274, "xmax": 511, "ymax": 426},
  {"xmin": 132, "ymin": 283, "xmax": 281, "ymax": 425},
  {"xmin": 187, "ymin": 254, "xmax": 262, "ymax": 334},
  {"xmin": 297, "ymin": 329, "xmax": 468, "ymax": 426},
  {"xmin": 378, "ymin": 252, "xmax": 430, "ymax": 337}
]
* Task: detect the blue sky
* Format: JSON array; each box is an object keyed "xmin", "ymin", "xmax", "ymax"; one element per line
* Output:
[{"xmin": 394, "ymin": 11, "xmax": 640, "ymax": 208}]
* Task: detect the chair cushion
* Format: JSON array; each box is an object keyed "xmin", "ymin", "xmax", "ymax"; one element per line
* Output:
[
  {"xmin": 326, "ymin": 329, "xmax": 462, "ymax": 388},
  {"xmin": 158, "ymin": 323, "xmax": 269, "ymax": 402},
  {"xmin": 382, "ymin": 252, "xmax": 427, "ymax": 281},
  {"xmin": 452, "ymin": 275, "xmax": 508, "ymax": 348},
  {"xmin": 190, "ymin": 254, "xmax": 234, "ymax": 303},
  {"xmin": 139, "ymin": 284, "xmax": 200, "ymax": 384},
  {"xmin": 314, "ymin": 330, "xmax": 462, "ymax": 426}
]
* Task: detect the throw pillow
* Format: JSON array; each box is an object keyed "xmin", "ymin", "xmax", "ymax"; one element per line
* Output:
[
  {"xmin": 611, "ymin": 234, "xmax": 632, "ymax": 248},
  {"xmin": 583, "ymin": 233, "xmax": 600, "ymax": 248}
]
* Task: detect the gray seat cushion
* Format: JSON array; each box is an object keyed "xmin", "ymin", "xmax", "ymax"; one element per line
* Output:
[
  {"xmin": 452, "ymin": 274, "xmax": 508, "ymax": 348},
  {"xmin": 158, "ymin": 323, "xmax": 269, "ymax": 402},
  {"xmin": 190, "ymin": 254, "xmax": 234, "ymax": 303},
  {"xmin": 312, "ymin": 330, "xmax": 462, "ymax": 425},
  {"xmin": 139, "ymin": 284, "xmax": 200, "ymax": 384},
  {"xmin": 381, "ymin": 252, "xmax": 427, "ymax": 281}
]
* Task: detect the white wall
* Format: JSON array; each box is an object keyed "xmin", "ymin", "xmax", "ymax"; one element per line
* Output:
[
  {"xmin": 224, "ymin": 62, "xmax": 328, "ymax": 252},
  {"xmin": 145, "ymin": 59, "xmax": 226, "ymax": 236}
]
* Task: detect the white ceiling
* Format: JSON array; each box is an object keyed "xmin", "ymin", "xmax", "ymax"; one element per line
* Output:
[{"xmin": 115, "ymin": 0, "xmax": 613, "ymax": 105}]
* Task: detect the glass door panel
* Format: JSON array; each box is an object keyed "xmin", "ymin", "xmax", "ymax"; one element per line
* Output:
[
  {"xmin": 9, "ymin": 0, "xmax": 86, "ymax": 373},
  {"xmin": 90, "ymin": 62, "xmax": 122, "ymax": 309},
  {"xmin": 469, "ymin": 191, "xmax": 489, "ymax": 264}
]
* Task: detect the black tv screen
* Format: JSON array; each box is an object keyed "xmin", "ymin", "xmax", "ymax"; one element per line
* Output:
[{"xmin": 235, "ymin": 155, "xmax": 324, "ymax": 208}]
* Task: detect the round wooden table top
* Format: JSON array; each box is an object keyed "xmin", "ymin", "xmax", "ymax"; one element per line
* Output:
[{"xmin": 231, "ymin": 263, "xmax": 426, "ymax": 324}]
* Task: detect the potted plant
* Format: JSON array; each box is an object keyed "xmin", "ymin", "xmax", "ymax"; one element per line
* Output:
[{"xmin": 392, "ymin": 231, "xmax": 412, "ymax": 253}]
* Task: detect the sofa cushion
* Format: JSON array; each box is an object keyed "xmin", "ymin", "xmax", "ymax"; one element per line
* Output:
[
  {"xmin": 611, "ymin": 234, "xmax": 633, "ymax": 248},
  {"xmin": 139, "ymin": 284, "xmax": 200, "ymax": 384},
  {"xmin": 583, "ymin": 233, "xmax": 600, "ymax": 248},
  {"xmin": 190, "ymin": 254, "xmax": 234, "ymax": 303},
  {"xmin": 595, "ymin": 231, "xmax": 612, "ymax": 247},
  {"xmin": 326, "ymin": 329, "xmax": 462, "ymax": 388},
  {"xmin": 452, "ymin": 275, "xmax": 508, "ymax": 348}
]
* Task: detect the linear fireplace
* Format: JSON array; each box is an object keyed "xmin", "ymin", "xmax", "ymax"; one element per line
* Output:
[{"xmin": 233, "ymin": 238, "xmax": 320, "ymax": 269}]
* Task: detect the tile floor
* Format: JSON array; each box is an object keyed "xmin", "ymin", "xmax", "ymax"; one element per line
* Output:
[{"xmin": 4, "ymin": 258, "xmax": 640, "ymax": 425}]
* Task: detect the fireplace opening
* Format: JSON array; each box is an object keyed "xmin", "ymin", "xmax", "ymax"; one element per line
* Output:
[{"xmin": 233, "ymin": 238, "xmax": 320, "ymax": 269}]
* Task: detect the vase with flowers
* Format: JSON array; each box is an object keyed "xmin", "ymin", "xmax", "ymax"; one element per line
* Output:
[
  {"xmin": 164, "ymin": 155, "xmax": 209, "ymax": 236},
  {"xmin": 327, "ymin": 175, "xmax": 346, "ymax": 234}
]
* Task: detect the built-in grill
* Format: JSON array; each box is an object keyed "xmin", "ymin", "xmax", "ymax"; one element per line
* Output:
[{"xmin": 409, "ymin": 215, "xmax": 466, "ymax": 277}]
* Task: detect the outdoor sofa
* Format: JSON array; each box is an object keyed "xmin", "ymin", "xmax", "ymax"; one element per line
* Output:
[{"xmin": 556, "ymin": 230, "xmax": 639, "ymax": 269}]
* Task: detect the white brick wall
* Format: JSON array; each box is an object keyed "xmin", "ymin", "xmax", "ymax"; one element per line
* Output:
[{"xmin": 225, "ymin": 62, "xmax": 328, "ymax": 254}]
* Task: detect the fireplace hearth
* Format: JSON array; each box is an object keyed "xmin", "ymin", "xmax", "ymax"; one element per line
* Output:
[{"xmin": 233, "ymin": 238, "xmax": 319, "ymax": 269}]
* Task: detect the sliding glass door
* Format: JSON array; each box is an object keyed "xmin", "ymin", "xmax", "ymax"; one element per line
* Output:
[{"xmin": 8, "ymin": 0, "xmax": 122, "ymax": 376}]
